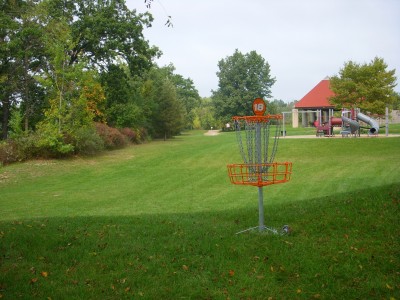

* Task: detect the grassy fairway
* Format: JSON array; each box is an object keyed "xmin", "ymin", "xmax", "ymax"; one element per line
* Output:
[{"xmin": 1, "ymin": 131, "xmax": 399, "ymax": 299}]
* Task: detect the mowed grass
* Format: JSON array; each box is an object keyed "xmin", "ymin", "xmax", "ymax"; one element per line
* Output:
[{"xmin": 0, "ymin": 131, "xmax": 399, "ymax": 299}]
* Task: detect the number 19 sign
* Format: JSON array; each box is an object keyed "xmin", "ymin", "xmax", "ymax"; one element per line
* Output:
[{"xmin": 252, "ymin": 98, "xmax": 266, "ymax": 116}]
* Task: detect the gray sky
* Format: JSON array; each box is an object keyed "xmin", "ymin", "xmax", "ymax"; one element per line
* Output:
[{"xmin": 128, "ymin": 0, "xmax": 400, "ymax": 102}]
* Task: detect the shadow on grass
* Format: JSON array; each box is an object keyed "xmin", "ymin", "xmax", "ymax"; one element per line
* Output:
[{"xmin": 1, "ymin": 183, "xmax": 399, "ymax": 299}]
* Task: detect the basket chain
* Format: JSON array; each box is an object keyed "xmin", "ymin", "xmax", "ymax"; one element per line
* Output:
[
  {"xmin": 234, "ymin": 117, "xmax": 282, "ymax": 167},
  {"xmin": 234, "ymin": 120, "xmax": 247, "ymax": 164}
]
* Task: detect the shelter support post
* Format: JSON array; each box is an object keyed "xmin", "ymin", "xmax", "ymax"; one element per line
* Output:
[{"xmin": 292, "ymin": 109, "xmax": 299, "ymax": 128}]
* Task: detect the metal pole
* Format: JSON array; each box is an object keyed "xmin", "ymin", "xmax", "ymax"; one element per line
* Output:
[
  {"xmin": 255, "ymin": 122, "xmax": 264, "ymax": 231},
  {"xmin": 258, "ymin": 186, "xmax": 264, "ymax": 231}
]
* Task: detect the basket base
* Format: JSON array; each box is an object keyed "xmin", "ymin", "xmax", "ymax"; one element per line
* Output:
[{"xmin": 236, "ymin": 225, "xmax": 291, "ymax": 235}]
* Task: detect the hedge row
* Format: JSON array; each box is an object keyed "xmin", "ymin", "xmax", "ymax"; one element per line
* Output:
[{"xmin": 0, "ymin": 123, "xmax": 148, "ymax": 166}]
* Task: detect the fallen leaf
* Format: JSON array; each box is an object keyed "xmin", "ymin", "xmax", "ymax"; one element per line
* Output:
[
  {"xmin": 228, "ymin": 270, "xmax": 235, "ymax": 277},
  {"xmin": 270, "ymin": 266, "xmax": 274, "ymax": 272},
  {"xmin": 30, "ymin": 278, "xmax": 38, "ymax": 284},
  {"xmin": 119, "ymin": 278, "xmax": 127, "ymax": 284},
  {"xmin": 296, "ymin": 289, "xmax": 302, "ymax": 294},
  {"xmin": 41, "ymin": 271, "xmax": 48, "ymax": 277},
  {"xmin": 386, "ymin": 283, "xmax": 393, "ymax": 290},
  {"xmin": 182, "ymin": 265, "xmax": 189, "ymax": 271}
]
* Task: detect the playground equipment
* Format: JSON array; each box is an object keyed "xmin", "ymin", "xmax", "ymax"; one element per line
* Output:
[
  {"xmin": 341, "ymin": 109, "xmax": 380, "ymax": 136},
  {"xmin": 315, "ymin": 117, "xmax": 342, "ymax": 137},
  {"xmin": 312, "ymin": 108, "xmax": 381, "ymax": 137},
  {"xmin": 227, "ymin": 98, "xmax": 292, "ymax": 234}
]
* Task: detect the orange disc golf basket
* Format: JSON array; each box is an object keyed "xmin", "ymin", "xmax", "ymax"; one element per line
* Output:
[{"xmin": 227, "ymin": 98, "xmax": 293, "ymax": 234}]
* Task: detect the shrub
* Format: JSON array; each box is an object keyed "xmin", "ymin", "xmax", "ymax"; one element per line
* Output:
[
  {"xmin": 119, "ymin": 127, "xmax": 138, "ymax": 143},
  {"xmin": 118, "ymin": 127, "xmax": 150, "ymax": 144},
  {"xmin": 0, "ymin": 135, "xmax": 40, "ymax": 165},
  {"xmin": 72, "ymin": 127, "xmax": 104, "ymax": 155},
  {"xmin": 137, "ymin": 127, "xmax": 149, "ymax": 143},
  {"xmin": 34, "ymin": 131, "xmax": 74, "ymax": 158},
  {"xmin": 95, "ymin": 123, "xmax": 127, "ymax": 149},
  {"xmin": 0, "ymin": 141, "xmax": 19, "ymax": 165},
  {"xmin": 14, "ymin": 135, "xmax": 39, "ymax": 160}
]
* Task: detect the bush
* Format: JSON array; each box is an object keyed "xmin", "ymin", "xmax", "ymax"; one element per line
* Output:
[
  {"xmin": 72, "ymin": 127, "xmax": 104, "ymax": 155},
  {"xmin": 0, "ymin": 134, "xmax": 42, "ymax": 165},
  {"xmin": 34, "ymin": 131, "xmax": 74, "ymax": 159},
  {"xmin": 95, "ymin": 123, "xmax": 127, "ymax": 149},
  {"xmin": 119, "ymin": 127, "xmax": 138, "ymax": 143},
  {"xmin": 0, "ymin": 123, "xmax": 147, "ymax": 165},
  {"xmin": 137, "ymin": 127, "xmax": 149, "ymax": 143},
  {"xmin": 0, "ymin": 140, "xmax": 19, "ymax": 165}
]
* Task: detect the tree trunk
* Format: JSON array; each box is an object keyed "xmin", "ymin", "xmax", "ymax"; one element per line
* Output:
[
  {"xmin": 1, "ymin": 96, "xmax": 10, "ymax": 140},
  {"xmin": 24, "ymin": 114, "xmax": 29, "ymax": 132}
]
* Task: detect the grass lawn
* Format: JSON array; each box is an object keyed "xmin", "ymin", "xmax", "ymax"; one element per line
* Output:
[{"xmin": 1, "ymin": 130, "xmax": 399, "ymax": 299}]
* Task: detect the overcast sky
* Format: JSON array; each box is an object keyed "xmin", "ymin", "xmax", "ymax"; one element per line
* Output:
[{"xmin": 128, "ymin": 0, "xmax": 400, "ymax": 102}]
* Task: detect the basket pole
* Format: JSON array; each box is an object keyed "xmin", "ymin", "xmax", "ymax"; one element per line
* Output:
[
  {"xmin": 255, "ymin": 122, "xmax": 265, "ymax": 231},
  {"xmin": 258, "ymin": 186, "xmax": 264, "ymax": 231}
]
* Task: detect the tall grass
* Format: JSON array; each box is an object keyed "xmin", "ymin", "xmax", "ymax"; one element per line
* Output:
[{"xmin": 1, "ymin": 131, "xmax": 399, "ymax": 299}]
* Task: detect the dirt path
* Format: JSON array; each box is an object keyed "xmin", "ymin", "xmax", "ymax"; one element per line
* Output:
[{"xmin": 204, "ymin": 130, "xmax": 220, "ymax": 136}]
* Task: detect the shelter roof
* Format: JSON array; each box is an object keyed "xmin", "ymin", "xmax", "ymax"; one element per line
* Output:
[{"xmin": 295, "ymin": 77, "xmax": 335, "ymax": 109}]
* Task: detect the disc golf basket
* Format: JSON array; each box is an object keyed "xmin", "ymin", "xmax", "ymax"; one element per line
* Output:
[{"xmin": 227, "ymin": 98, "xmax": 292, "ymax": 234}]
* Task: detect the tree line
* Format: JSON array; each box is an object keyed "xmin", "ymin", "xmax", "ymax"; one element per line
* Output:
[
  {"xmin": 1, "ymin": 0, "xmax": 398, "ymax": 165},
  {"xmin": 1, "ymin": 0, "xmax": 213, "ymax": 163}
]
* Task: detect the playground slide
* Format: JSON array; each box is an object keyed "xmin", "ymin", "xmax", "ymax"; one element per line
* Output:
[
  {"xmin": 341, "ymin": 116, "xmax": 360, "ymax": 134},
  {"xmin": 356, "ymin": 112, "xmax": 379, "ymax": 135},
  {"xmin": 341, "ymin": 112, "xmax": 379, "ymax": 135}
]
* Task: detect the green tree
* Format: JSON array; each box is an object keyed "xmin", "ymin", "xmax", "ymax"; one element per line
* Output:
[
  {"xmin": 101, "ymin": 64, "xmax": 144, "ymax": 128},
  {"xmin": 43, "ymin": 0, "xmax": 160, "ymax": 75},
  {"xmin": 153, "ymin": 78, "xmax": 184, "ymax": 140},
  {"xmin": 15, "ymin": 4, "xmax": 46, "ymax": 133},
  {"xmin": 268, "ymin": 99, "xmax": 288, "ymax": 114},
  {"xmin": 138, "ymin": 65, "xmax": 199, "ymax": 136},
  {"xmin": 193, "ymin": 97, "xmax": 217, "ymax": 130},
  {"xmin": 392, "ymin": 92, "xmax": 400, "ymax": 110},
  {"xmin": 329, "ymin": 57, "xmax": 397, "ymax": 115},
  {"xmin": 0, "ymin": 0, "xmax": 27, "ymax": 139},
  {"xmin": 212, "ymin": 49, "xmax": 276, "ymax": 121},
  {"xmin": 170, "ymin": 72, "xmax": 201, "ymax": 129}
]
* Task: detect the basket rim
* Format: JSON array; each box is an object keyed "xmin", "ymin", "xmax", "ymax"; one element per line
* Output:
[{"xmin": 232, "ymin": 115, "xmax": 283, "ymax": 122}]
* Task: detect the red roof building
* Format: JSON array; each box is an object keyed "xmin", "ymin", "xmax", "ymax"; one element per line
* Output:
[
  {"xmin": 295, "ymin": 77, "xmax": 335, "ymax": 109},
  {"xmin": 291, "ymin": 77, "xmax": 336, "ymax": 128}
]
